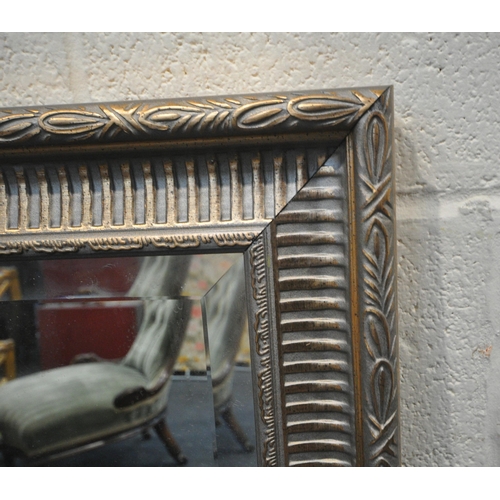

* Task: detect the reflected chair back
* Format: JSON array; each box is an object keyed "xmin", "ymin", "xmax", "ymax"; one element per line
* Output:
[{"xmin": 122, "ymin": 255, "xmax": 192, "ymax": 383}]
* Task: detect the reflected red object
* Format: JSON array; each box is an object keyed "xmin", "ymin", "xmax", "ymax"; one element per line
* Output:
[
  {"xmin": 40, "ymin": 257, "xmax": 140, "ymax": 298},
  {"xmin": 192, "ymin": 304, "xmax": 202, "ymax": 318},
  {"xmin": 37, "ymin": 300, "xmax": 142, "ymax": 370}
]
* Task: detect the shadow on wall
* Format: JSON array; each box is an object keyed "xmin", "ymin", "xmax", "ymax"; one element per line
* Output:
[{"xmin": 394, "ymin": 121, "xmax": 453, "ymax": 466}]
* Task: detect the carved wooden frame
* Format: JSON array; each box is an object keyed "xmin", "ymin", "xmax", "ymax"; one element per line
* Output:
[{"xmin": 0, "ymin": 86, "xmax": 398, "ymax": 467}]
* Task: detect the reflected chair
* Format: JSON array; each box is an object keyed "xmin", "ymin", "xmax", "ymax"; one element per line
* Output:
[
  {"xmin": 204, "ymin": 258, "xmax": 254, "ymax": 452},
  {"xmin": 0, "ymin": 268, "xmax": 20, "ymax": 385},
  {"xmin": 0, "ymin": 268, "xmax": 22, "ymax": 301},
  {"xmin": 0, "ymin": 255, "xmax": 192, "ymax": 466},
  {"xmin": 0, "ymin": 340, "xmax": 16, "ymax": 385}
]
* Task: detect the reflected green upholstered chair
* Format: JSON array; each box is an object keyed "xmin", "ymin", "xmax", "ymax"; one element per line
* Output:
[{"xmin": 0, "ymin": 255, "xmax": 191, "ymax": 466}]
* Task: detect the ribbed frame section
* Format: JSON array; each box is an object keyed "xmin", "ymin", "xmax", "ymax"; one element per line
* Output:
[
  {"xmin": 271, "ymin": 150, "xmax": 356, "ymax": 467},
  {"xmin": 0, "ymin": 148, "xmax": 331, "ymax": 235}
]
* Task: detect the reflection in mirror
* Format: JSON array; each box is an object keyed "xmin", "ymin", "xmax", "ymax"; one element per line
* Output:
[
  {"xmin": 0, "ymin": 252, "xmax": 256, "ymax": 466},
  {"xmin": 203, "ymin": 258, "xmax": 257, "ymax": 466}
]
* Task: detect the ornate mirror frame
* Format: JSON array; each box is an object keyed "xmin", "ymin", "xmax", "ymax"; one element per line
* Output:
[{"xmin": 0, "ymin": 86, "xmax": 398, "ymax": 467}]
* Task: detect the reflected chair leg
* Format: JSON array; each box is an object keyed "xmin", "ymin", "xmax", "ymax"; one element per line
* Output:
[
  {"xmin": 142, "ymin": 428, "xmax": 152, "ymax": 440},
  {"xmin": 221, "ymin": 406, "xmax": 254, "ymax": 452},
  {"xmin": 153, "ymin": 419, "xmax": 187, "ymax": 465}
]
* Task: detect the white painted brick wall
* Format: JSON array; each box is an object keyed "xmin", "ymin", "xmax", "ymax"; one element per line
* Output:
[{"xmin": 1, "ymin": 32, "xmax": 499, "ymax": 466}]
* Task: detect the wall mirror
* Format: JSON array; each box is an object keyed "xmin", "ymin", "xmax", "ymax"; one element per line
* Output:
[{"xmin": 0, "ymin": 86, "xmax": 398, "ymax": 467}]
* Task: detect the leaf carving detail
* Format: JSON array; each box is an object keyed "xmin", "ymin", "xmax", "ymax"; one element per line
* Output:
[
  {"xmin": 0, "ymin": 120, "xmax": 33, "ymax": 137},
  {"xmin": 288, "ymin": 95, "xmax": 361, "ymax": 122},
  {"xmin": 233, "ymin": 99, "xmax": 287, "ymax": 129},
  {"xmin": 39, "ymin": 110, "xmax": 106, "ymax": 135},
  {"xmin": 364, "ymin": 309, "xmax": 391, "ymax": 359},
  {"xmin": 364, "ymin": 112, "xmax": 389, "ymax": 182},
  {"xmin": 0, "ymin": 113, "xmax": 39, "ymax": 141},
  {"xmin": 357, "ymin": 90, "xmax": 398, "ymax": 465},
  {"xmin": 0, "ymin": 89, "xmax": 380, "ymax": 146},
  {"xmin": 371, "ymin": 360, "xmax": 393, "ymax": 424}
]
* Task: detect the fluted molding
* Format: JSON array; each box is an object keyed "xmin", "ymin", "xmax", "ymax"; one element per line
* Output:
[{"xmin": 0, "ymin": 87, "xmax": 398, "ymax": 467}]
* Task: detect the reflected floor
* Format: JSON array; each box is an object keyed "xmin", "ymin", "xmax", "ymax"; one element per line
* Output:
[{"xmin": 0, "ymin": 370, "xmax": 256, "ymax": 467}]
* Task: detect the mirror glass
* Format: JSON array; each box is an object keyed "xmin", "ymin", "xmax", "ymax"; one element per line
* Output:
[{"xmin": 0, "ymin": 252, "xmax": 257, "ymax": 466}]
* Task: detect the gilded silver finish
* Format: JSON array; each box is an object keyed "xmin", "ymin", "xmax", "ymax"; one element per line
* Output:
[
  {"xmin": 0, "ymin": 89, "xmax": 382, "ymax": 147},
  {"xmin": 0, "ymin": 148, "xmax": 331, "ymax": 255},
  {"xmin": 0, "ymin": 87, "xmax": 398, "ymax": 466},
  {"xmin": 246, "ymin": 233, "xmax": 280, "ymax": 466},
  {"xmin": 269, "ymin": 150, "xmax": 355, "ymax": 467},
  {"xmin": 349, "ymin": 90, "xmax": 398, "ymax": 466}
]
